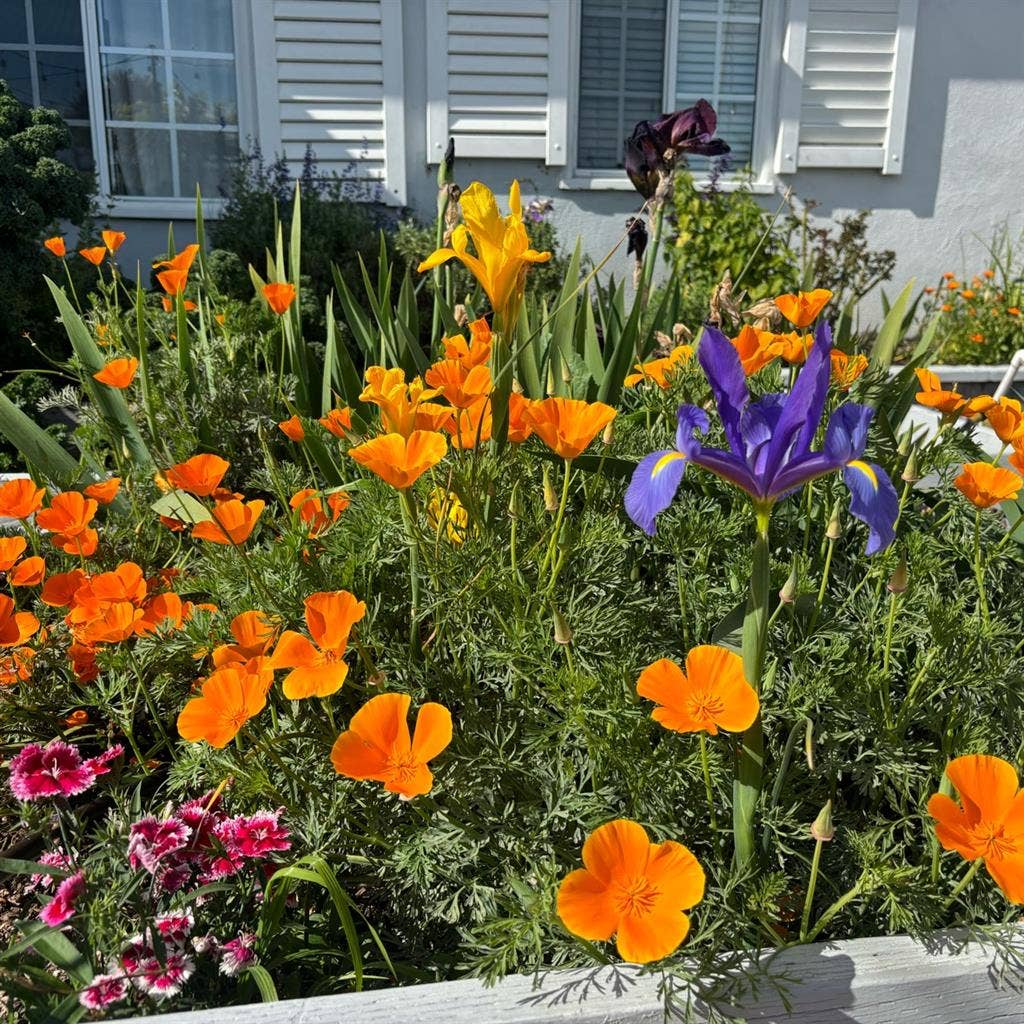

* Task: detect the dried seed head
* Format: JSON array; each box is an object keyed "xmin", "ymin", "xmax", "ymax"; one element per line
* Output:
[
  {"xmin": 743, "ymin": 298, "xmax": 782, "ymax": 331},
  {"xmin": 453, "ymin": 303, "xmax": 468, "ymax": 327},
  {"xmin": 672, "ymin": 322, "xmax": 693, "ymax": 343}
]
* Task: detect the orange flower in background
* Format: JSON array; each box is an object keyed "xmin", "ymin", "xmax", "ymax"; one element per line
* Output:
[
  {"xmin": 0, "ymin": 478, "xmax": 45, "ymax": 520},
  {"xmin": 960, "ymin": 393, "xmax": 996, "ymax": 417},
  {"xmin": 36, "ymin": 492, "xmax": 98, "ymax": 540},
  {"xmin": 68, "ymin": 642, "xmax": 98, "ymax": 683},
  {"xmin": 330, "ymin": 692, "xmax": 453, "ymax": 799},
  {"xmin": 166, "ymin": 454, "xmax": 230, "ymax": 497},
  {"xmin": 40, "ymin": 569, "xmax": 87, "ymax": 607},
  {"xmin": 914, "ymin": 368, "xmax": 965, "ymax": 416},
  {"xmin": 319, "ymin": 407, "xmax": 353, "ymax": 438},
  {"xmin": 443, "ymin": 317, "xmax": 492, "ymax": 369},
  {"xmin": 507, "ymin": 392, "xmax": 533, "ymax": 443},
  {"xmin": 289, "ymin": 488, "xmax": 349, "ymax": 535},
  {"xmin": 946, "ymin": 280, "xmax": 960, "ymax": 290},
  {"xmin": 0, "ymin": 537, "xmax": 27, "ymax": 571},
  {"xmin": 153, "ymin": 243, "xmax": 200, "ymax": 275},
  {"xmin": 93, "ymin": 357, "xmax": 138, "ymax": 389},
  {"xmin": 0, "ymin": 594, "xmax": 39, "ymax": 648},
  {"xmin": 44, "ymin": 236, "xmax": 66, "ymax": 257},
  {"xmin": 79, "ymin": 246, "xmax": 106, "ymax": 267},
  {"xmin": 10, "ymin": 557, "xmax": 45, "ymax": 587},
  {"xmin": 102, "ymin": 230, "xmax": 126, "ymax": 253},
  {"xmin": 0, "ymin": 647, "xmax": 35, "ymax": 686},
  {"xmin": 157, "ymin": 268, "xmax": 189, "ymax": 297},
  {"xmin": 774, "ymin": 288, "xmax": 832, "ymax": 329},
  {"xmin": 1009, "ymin": 307, "xmax": 1021, "ymax": 317},
  {"xmin": 983, "ymin": 269, "xmax": 995, "ymax": 278},
  {"xmin": 445, "ymin": 397, "xmax": 492, "ymax": 450},
  {"xmin": 278, "ymin": 415, "xmax": 305, "ymax": 442},
  {"xmin": 64, "ymin": 710, "xmax": 89, "ymax": 727},
  {"xmin": 636, "ymin": 646, "xmax": 759, "ymax": 735},
  {"xmin": 524, "ymin": 397, "xmax": 616, "ymax": 460},
  {"xmin": 984, "ymin": 398, "xmax": 1024, "ymax": 444},
  {"xmin": 424, "ymin": 359, "xmax": 493, "ymax": 409},
  {"xmin": 730, "ymin": 324, "xmax": 775, "ymax": 375},
  {"xmin": 928, "ymin": 754, "xmax": 1024, "ymax": 904},
  {"xmin": 84, "ymin": 477, "xmax": 121, "ymax": 504},
  {"xmin": 263, "ymin": 282, "xmax": 296, "ymax": 315},
  {"xmin": 161, "ymin": 294, "xmax": 197, "ymax": 312},
  {"xmin": 961, "ymin": 289, "xmax": 976, "ymax": 300},
  {"xmin": 954, "ymin": 462, "xmax": 1022, "ymax": 508},
  {"xmin": 177, "ymin": 665, "xmax": 268, "ymax": 748},
  {"xmin": 191, "ymin": 499, "xmax": 265, "ymax": 545},
  {"xmin": 349, "ymin": 431, "xmax": 447, "ymax": 489},
  {"xmin": 212, "ymin": 610, "xmax": 279, "ymax": 668},
  {"xmin": 270, "ymin": 590, "xmax": 366, "ymax": 699},
  {"xmin": 1010, "ymin": 448, "xmax": 1024, "ymax": 477},
  {"xmin": 830, "ymin": 350, "xmax": 869, "ymax": 391},
  {"xmin": 556, "ymin": 819, "xmax": 705, "ymax": 964},
  {"xmin": 770, "ymin": 330, "xmax": 814, "ymax": 365}
]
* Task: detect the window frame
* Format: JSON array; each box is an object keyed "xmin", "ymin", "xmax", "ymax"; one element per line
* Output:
[
  {"xmin": 561, "ymin": 0, "xmax": 785, "ymax": 194},
  {"xmin": 79, "ymin": 0, "xmax": 256, "ymax": 219}
]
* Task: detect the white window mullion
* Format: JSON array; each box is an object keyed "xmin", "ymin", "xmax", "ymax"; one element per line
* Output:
[
  {"xmin": 159, "ymin": 0, "xmax": 180, "ymax": 197},
  {"xmin": 662, "ymin": 0, "xmax": 680, "ymax": 114},
  {"xmin": 24, "ymin": 0, "xmax": 41, "ymax": 106},
  {"xmin": 81, "ymin": 0, "xmax": 112, "ymax": 197}
]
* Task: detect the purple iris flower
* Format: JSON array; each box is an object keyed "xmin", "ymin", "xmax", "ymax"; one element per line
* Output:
[{"xmin": 625, "ymin": 321, "xmax": 898, "ymax": 554}]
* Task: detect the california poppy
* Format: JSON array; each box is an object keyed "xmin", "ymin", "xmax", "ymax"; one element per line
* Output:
[
  {"xmin": 153, "ymin": 243, "xmax": 200, "ymax": 275},
  {"xmin": 0, "ymin": 594, "xmax": 39, "ymax": 648},
  {"xmin": 161, "ymin": 294, "xmax": 196, "ymax": 312},
  {"xmin": 0, "ymin": 537, "xmax": 27, "ymax": 571},
  {"xmin": 84, "ymin": 478, "xmax": 121, "ymax": 504},
  {"xmin": 212, "ymin": 610, "xmax": 278, "ymax": 668},
  {"xmin": 830, "ymin": 351, "xmax": 869, "ymax": 391},
  {"xmin": 70, "ymin": 601, "xmax": 143, "ymax": 645},
  {"xmin": 289, "ymin": 488, "xmax": 349, "ymax": 536},
  {"xmin": 177, "ymin": 665, "xmax": 268, "ymax": 748},
  {"xmin": 556, "ymin": 819, "xmax": 705, "ymax": 964},
  {"xmin": 10, "ymin": 557, "xmax": 45, "ymax": 587},
  {"xmin": 1, "ymin": 647, "xmax": 35, "ymax": 686},
  {"xmin": 157, "ymin": 268, "xmax": 189, "ymax": 297},
  {"xmin": 624, "ymin": 345, "xmax": 692, "ymax": 388},
  {"xmin": 44, "ymin": 236, "xmax": 66, "ymax": 258},
  {"xmin": 731, "ymin": 324, "xmax": 777, "ymax": 376},
  {"xmin": 319, "ymin": 407, "xmax": 353, "ymax": 438},
  {"xmin": 424, "ymin": 359, "xmax": 492, "ymax": 409},
  {"xmin": 349, "ymin": 431, "xmax": 447, "ymax": 490},
  {"xmin": 330, "ymin": 692, "xmax": 452, "ymax": 799},
  {"xmin": 984, "ymin": 398, "xmax": 1024, "ymax": 444},
  {"xmin": 79, "ymin": 247, "xmax": 106, "ymax": 267},
  {"xmin": 914, "ymin": 368, "xmax": 965, "ymax": 416},
  {"xmin": 278, "ymin": 415, "xmax": 305, "ymax": 442},
  {"xmin": 427, "ymin": 487, "xmax": 470, "ymax": 545},
  {"xmin": 102, "ymin": 230, "xmax": 126, "ymax": 253},
  {"xmin": 361, "ymin": 367, "xmax": 444, "ymax": 438},
  {"xmin": 0, "ymin": 478, "xmax": 45, "ymax": 520},
  {"xmin": 446, "ymin": 397, "xmax": 492, "ymax": 450},
  {"xmin": 774, "ymin": 288, "xmax": 832, "ymax": 329},
  {"xmin": 507, "ymin": 392, "xmax": 533, "ymax": 443},
  {"xmin": 65, "ymin": 710, "xmax": 89, "ymax": 727},
  {"xmin": 524, "ymin": 398, "xmax": 617, "ymax": 461},
  {"xmin": 263, "ymin": 282, "xmax": 296, "ymax": 315},
  {"xmin": 636, "ymin": 646, "xmax": 759, "ymax": 735},
  {"xmin": 93, "ymin": 357, "xmax": 139, "ymax": 389},
  {"xmin": 270, "ymin": 590, "xmax": 366, "ymax": 699},
  {"xmin": 191, "ymin": 499, "xmax": 264, "ymax": 545},
  {"xmin": 928, "ymin": 754, "xmax": 1024, "ymax": 903},
  {"xmin": 36, "ymin": 492, "xmax": 98, "ymax": 539},
  {"xmin": 443, "ymin": 317, "xmax": 492, "ymax": 368},
  {"xmin": 954, "ymin": 462, "xmax": 1022, "ymax": 508},
  {"xmin": 165, "ymin": 454, "xmax": 230, "ymax": 497},
  {"xmin": 40, "ymin": 569, "xmax": 87, "ymax": 608}
]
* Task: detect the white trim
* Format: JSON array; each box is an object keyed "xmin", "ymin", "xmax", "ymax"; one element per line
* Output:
[
  {"xmin": 545, "ymin": 0, "xmax": 570, "ymax": 166},
  {"xmin": 250, "ymin": 0, "xmax": 282, "ymax": 160},
  {"xmin": 81, "ymin": 0, "xmax": 111, "ymax": 196},
  {"xmin": 379, "ymin": 0, "xmax": 407, "ymax": 205},
  {"xmin": 559, "ymin": 174, "xmax": 775, "ymax": 193},
  {"xmin": 797, "ymin": 145, "xmax": 885, "ymax": 169},
  {"xmin": 104, "ymin": 196, "xmax": 227, "ymax": 219},
  {"xmin": 773, "ymin": 0, "xmax": 807, "ymax": 174},
  {"xmin": 424, "ymin": 0, "xmax": 449, "ymax": 163},
  {"xmin": 883, "ymin": 0, "xmax": 918, "ymax": 174}
]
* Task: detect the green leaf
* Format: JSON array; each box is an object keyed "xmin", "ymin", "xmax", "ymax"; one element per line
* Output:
[
  {"xmin": 869, "ymin": 278, "xmax": 916, "ymax": 374},
  {"xmin": 12, "ymin": 921, "xmax": 93, "ymax": 986},
  {"xmin": 0, "ymin": 858, "xmax": 73, "ymax": 879},
  {"xmin": 151, "ymin": 490, "xmax": 212, "ymax": 525},
  {"xmin": 246, "ymin": 964, "xmax": 278, "ymax": 1002},
  {"xmin": 0, "ymin": 390, "xmax": 81, "ymax": 487}
]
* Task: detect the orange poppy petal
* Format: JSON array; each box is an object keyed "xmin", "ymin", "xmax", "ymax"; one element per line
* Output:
[
  {"xmin": 349, "ymin": 692, "xmax": 412, "ymax": 752},
  {"xmin": 644, "ymin": 840, "xmax": 705, "ymax": 910},
  {"xmin": 615, "ymin": 906, "xmax": 690, "ymax": 964},
  {"xmin": 581, "ymin": 819, "xmax": 651, "ymax": 883},
  {"xmin": 556, "ymin": 869, "xmax": 617, "ymax": 941},
  {"xmin": 331, "ymin": 729, "xmax": 390, "ymax": 781},
  {"xmin": 651, "ymin": 705, "xmax": 705, "ymax": 734},
  {"xmin": 305, "ymin": 590, "xmax": 366, "ymax": 652},
  {"xmin": 947, "ymin": 754, "xmax": 1019, "ymax": 824},
  {"xmin": 985, "ymin": 853, "xmax": 1024, "ymax": 904},
  {"xmin": 281, "ymin": 661, "xmax": 348, "ymax": 699},
  {"xmin": 384, "ymin": 762, "xmax": 434, "ymax": 799},
  {"xmin": 636, "ymin": 658, "xmax": 687, "ymax": 713},
  {"xmin": 269, "ymin": 630, "xmax": 320, "ymax": 669},
  {"xmin": 411, "ymin": 702, "xmax": 453, "ymax": 763},
  {"xmin": 926, "ymin": 793, "xmax": 978, "ymax": 859}
]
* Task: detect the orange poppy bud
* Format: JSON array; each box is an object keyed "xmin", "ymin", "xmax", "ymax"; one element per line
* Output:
[
  {"xmin": 330, "ymin": 691, "xmax": 452, "ymax": 799},
  {"xmin": 277, "ymin": 415, "xmax": 305, "ymax": 442},
  {"xmin": 523, "ymin": 397, "xmax": 617, "ymax": 461},
  {"xmin": 319, "ymin": 407, "xmax": 353, "ymax": 438},
  {"xmin": 923, "ymin": 286, "xmax": 935, "ymax": 294},
  {"xmin": 93, "ymin": 357, "xmax": 139, "ymax": 389},
  {"xmin": 348, "ymin": 431, "xmax": 447, "ymax": 490},
  {"xmin": 954, "ymin": 462, "xmax": 1022, "ymax": 508},
  {"xmin": 79, "ymin": 246, "xmax": 107, "ymax": 267},
  {"xmin": 214, "ymin": 312, "xmax": 226, "ymax": 325},
  {"xmin": 102, "ymin": 230, "xmax": 126, "ymax": 253},
  {"xmin": 10, "ymin": 557, "xmax": 45, "ymax": 587},
  {"xmin": 84, "ymin": 477, "xmax": 121, "ymax": 505},
  {"xmin": 64, "ymin": 709, "xmax": 89, "ymax": 727},
  {"xmin": 773, "ymin": 288, "xmax": 832, "ymax": 329},
  {"xmin": 262, "ymin": 282, "xmax": 296, "ymax": 315},
  {"xmin": 191, "ymin": 499, "xmax": 265, "ymax": 546},
  {"xmin": 166, "ymin": 454, "xmax": 230, "ymax": 497},
  {"xmin": 44, "ymin": 236, "xmax": 66, "ymax": 258}
]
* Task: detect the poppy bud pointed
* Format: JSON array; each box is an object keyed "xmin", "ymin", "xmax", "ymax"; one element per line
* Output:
[
  {"xmin": 553, "ymin": 607, "xmax": 573, "ymax": 645},
  {"xmin": 826, "ymin": 500, "xmax": 843, "ymax": 540},
  {"xmin": 779, "ymin": 565, "xmax": 798, "ymax": 604},
  {"xmin": 804, "ymin": 717, "xmax": 815, "ymax": 772},
  {"xmin": 887, "ymin": 558, "xmax": 908, "ymax": 594},
  {"xmin": 508, "ymin": 482, "xmax": 521, "ymax": 520},
  {"xmin": 602, "ymin": 420, "xmax": 615, "ymax": 446},
  {"xmin": 543, "ymin": 464, "xmax": 558, "ymax": 513},
  {"xmin": 810, "ymin": 800, "xmax": 834, "ymax": 842},
  {"xmin": 901, "ymin": 450, "xmax": 921, "ymax": 483}
]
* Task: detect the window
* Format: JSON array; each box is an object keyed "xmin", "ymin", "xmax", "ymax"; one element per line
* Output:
[
  {"xmin": 0, "ymin": 0, "xmax": 94, "ymax": 171},
  {"xmin": 575, "ymin": 0, "xmax": 764, "ymax": 177}
]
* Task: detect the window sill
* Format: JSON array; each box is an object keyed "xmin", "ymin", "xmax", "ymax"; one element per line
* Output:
[
  {"xmin": 558, "ymin": 174, "xmax": 777, "ymax": 195},
  {"xmin": 101, "ymin": 196, "xmax": 228, "ymax": 220}
]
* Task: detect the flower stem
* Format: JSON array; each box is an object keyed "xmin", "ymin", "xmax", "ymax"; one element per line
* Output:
[
  {"xmin": 799, "ymin": 837, "xmax": 825, "ymax": 941},
  {"xmin": 809, "ymin": 535, "xmax": 836, "ymax": 632},
  {"xmin": 698, "ymin": 733, "xmax": 717, "ymax": 831},
  {"xmin": 973, "ymin": 509, "xmax": 990, "ymax": 627},
  {"xmin": 942, "ymin": 858, "xmax": 982, "ymax": 912},
  {"xmin": 805, "ymin": 878, "xmax": 862, "ymax": 943},
  {"xmin": 542, "ymin": 459, "xmax": 572, "ymax": 580},
  {"xmin": 399, "ymin": 489, "xmax": 422, "ymax": 657},
  {"xmin": 880, "ymin": 591, "xmax": 898, "ymax": 728}
]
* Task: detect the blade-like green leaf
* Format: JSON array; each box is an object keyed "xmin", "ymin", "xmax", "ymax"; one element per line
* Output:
[
  {"xmin": 246, "ymin": 964, "xmax": 278, "ymax": 1002},
  {"xmin": 869, "ymin": 278, "xmax": 916, "ymax": 374},
  {"xmin": 0, "ymin": 391, "xmax": 80, "ymax": 486}
]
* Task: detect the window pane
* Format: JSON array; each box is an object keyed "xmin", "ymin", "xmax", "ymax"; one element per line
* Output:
[
  {"xmin": 0, "ymin": 50, "xmax": 33, "ymax": 105},
  {"xmin": 0, "ymin": 3, "xmax": 28, "ymax": 45},
  {"xmin": 32, "ymin": 0, "xmax": 84, "ymax": 46},
  {"xmin": 108, "ymin": 126, "xmax": 172, "ymax": 194},
  {"xmin": 102, "ymin": 53, "xmax": 167, "ymax": 121},
  {"xmin": 169, "ymin": 0, "xmax": 234, "ymax": 53},
  {"xmin": 177, "ymin": 128, "xmax": 237, "ymax": 197},
  {"xmin": 100, "ymin": 0, "xmax": 163, "ymax": 49},
  {"xmin": 59, "ymin": 124, "xmax": 95, "ymax": 172},
  {"xmin": 172, "ymin": 57, "xmax": 237, "ymax": 125},
  {"xmin": 37, "ymin": 50, "xmax": 88, "ymax": 119},
  {"xmin": 676, "ymin": 20, "xmax": 717, "ymax": 96}
]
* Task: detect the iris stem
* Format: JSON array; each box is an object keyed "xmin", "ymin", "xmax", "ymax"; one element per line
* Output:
[
  {"xmin": 698, "ymin": 733, "xmax": 717, "ymax": 831},
  {"xmin": 973, "ymin": 509, "xmax": 990, "ymax": 627},
  {"xmin": 799, "ymin": 837, "xmax": 825, "ymax": 941}
]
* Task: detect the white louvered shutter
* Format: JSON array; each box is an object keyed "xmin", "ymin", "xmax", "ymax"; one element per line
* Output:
[
  {"xmin": 426, "ymin": 0, "xmax": 570, "ymax": 165},
  {"xmin": 775, "ymin": 0, "xmax": 917, "ymax": 174},
  {"xmin": 252, "ymin": 0, "xmax": 406, "ymax": 204}
]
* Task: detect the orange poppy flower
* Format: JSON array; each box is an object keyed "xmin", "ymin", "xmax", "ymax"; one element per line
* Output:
[
  {"xmin": 68, "ymin": 642, "xmax": 98, "ymax": 682},
  {"xmin": 961, "ymin": 289, "xmax": 976, "ymax": 300},
  {"xmin": 330, "ymin": 692, "xmax": 453, "ymax": 799},
  {"xmin": 556, "ymin": 819, "xmax": 705, "ymax": 964},
  {"xmin": 636, "ymin": 646, "xmax": 759, "ymax": 735},
  {"xmin": 730, "ymin": 324, "xmax": 776, "ymax": 375},
  {"xmin": 0, "ymin": 537, "xmax": 27, "ymax": 571},
  {"xmin": 0, "ymin": 594, "xmax": 39, "ymax": 648},
  {"xmin": 84, "ymin": 477, "xmax": 121, "ymax": 504},
  {"xmin": 153, "ymin": 243, "xmax": 200, "ymax": 275},
  {"xmin": 983, "ymin": 269, "xmax": 995, "ymax": 278},
  {"xmin": 270, "ymin": 590, "xmax": 366, "ymax": 699},
  {"xmin": 102, "ymin": 230, "xmax": 126, "ymax": 253},
  {"xmin": 1010, "ymin": 447, "xmax": 1024, "ymax": 477},
  {"xmin": 954, "ymin": 462, "xmax": 1022, "ymax": 508},
  {"xmin": 157, "ymin": 268, "xmax": 189, "ymax": 297},
  {"xmin": 960, "ymin": 394, "xmax": 997, "ymax": 417},
  {"xmin": 165, "ymin": 454, "xmax": 230, "ymax": 496},
  {"xmin": 946, "ymin": 280, "xmax": 960, "ymax": 290},
  {"xmin": 64, "ymin": 710, "xmax": 89, "ymax": 727},
  {"xmin": 415, "ymin": 402, "xmax": 456, "ymax": 433},
  {"xmin": 624, "ymin": 345, "xmax": 693, "ymax": 389},
  {"xmin": 349, "ymin": 431, "xmax": 447, "ymax": 489},
  {"xmin": 277, "ymin": 415, "xmax": 305, "ymax": 442},
  {"xmin": 830, "ymin": 350, "xmax": 869, "ymax": 391},
  {"xmin": 177, "ymin": 665, "xmax": 268, "ymax": 748},
  {"xmin": 93, "ymin": 357, "xmax": 139, "ymax": 389},
  {"xmin": 212, "ymin": 610, "xmax": 279, "ymax": 668},
  {"xmin": 507, "ymin": 392, "xmax": 533, "ymax": 443},
  {"xmin": 774, "ymin": 288, "xmax": 832, "ymax": 329},
  {"xmin": 290, "ymin": 488, "xmax": 349, "ymax": 536},
  {"xmin": 44, "ymin": 236, "xmax": 66, "ymax": 258},
  {"xmin": 0, "ymin": 647, "xmax": 35, "ymax": 686},
  {"xmin": 524, "ymin": 398, "xmax": 617, "ymax": 461},
  {"xmin": 0, "ymin": 478, "xmax": 45, "ymax": 520},
  {"xmin": 263, "ymin": 282, "xmax": 297, "ymax": 315},
  {"xmin": 1009, "ymin": 307, "xmax": 1021, "ymax": 317},
  {"xmin": 160, "ymin": 294, "xmax": 197, "ymax": 312},
  {"xmin": 914, "ymin": 368, "xmax": 965, "ymax": 416},
  {"xmin": 424, "ymin": 359, "xmax": 493, "ymax": 409},
  {"xmin": 443, "ymin": 317, "xmax": 493, "ymax": 368},
  {"xmin": 79, "ymin": 246, "xmax": 106, "ymax": 267},
  {"xmin": 319, "ymin": 407, "xmax": 353, "ymax": 438},
  {"xmin": 984, "ymin": 398, "xmax": 1024, "ymax": 444},
  {"xmin": 360, "ymin": 368, "xmax": 443, "ymax": 437},
  {"xmin": 191, "ymin": 499, "xmax": 265, "ymax": 545},
  {"xmin": 10, "ymin": 557, "xmax": 45, "ymax": 587},
  {"xmin": 928, "ymin": 754, "xmax": 1024, "ymax": 903},
  {"xmin": 40, "ymin": 569, "xmax": 87, "ymax": 608},
  {"xmin": 446, "ymin": 397, "xmax": 492, "ymax": 450},
  {"xmin": 36, "ymin": 492, "xmax": 98, "ymax": 539}
]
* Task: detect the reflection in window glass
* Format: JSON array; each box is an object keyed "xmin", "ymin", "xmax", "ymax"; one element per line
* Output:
[
  {"xmin": 102, "ymin": 53, "xmax": 168, "ymax": 121},
  {"xmin": 178, "ymin": 129, "xmax": 238, "ymax": 197},
  {"xmin": 169, "ymin": 0, "xmax": 234, "ymax": 53},
  {"xmin": 0, "ymin": 4, "xmax": 29, "ymax": 45},
  {"xmin": 172, "ymin": 58, "xmax": 238, "ymax": 125},
  {"xmin": 33, "ymin": 0, "xmax": 83, "ymax": 46},
  {"xmin": 0, "ymin": 50, "xmax": 33, "ymax": 105},
  {"xmin": 100, "ymin": 0, "xmax": 163, "ymax": 49},
  {"xmin": 37, "ymin": 50, "xmax": 89, "ymax": 120},
  {"xmin": 108, "ymin": 126, "xmax": 173, "ymax": 195}
]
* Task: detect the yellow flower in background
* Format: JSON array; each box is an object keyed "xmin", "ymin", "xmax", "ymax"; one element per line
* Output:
[
  {"xmin": 427, "ymin": 487, "xmax": 471, "ymax": 545},
  {"xmin": 417, "ymin": 181, "xmax": 551, "ymax": 328}
]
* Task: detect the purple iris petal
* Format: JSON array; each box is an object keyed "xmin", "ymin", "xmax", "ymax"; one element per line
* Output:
[
  {"xmin": 697, "ymin": 326, "xmax": 749, "ymax": 456},
  {"xmin": 843, "ymin": 460, "xmax": 898, "ymax": 555},
  {"xmin": 625, "ymin": 450, "xmax": 689, "ymax": 536},
  {"xmin": 764, "ymin": 452, "xmax": 837, "ymax": 500},
  {"xmin": 675, "ymin": 404, "xmax": 710, "ymax": 456},
  {"xmin": 689, "ymin": 446, "xmax": 763, "ymax": 497},
  {"xmin": 823, "ymin": 403, "xmax": 874, "ymax": 463},
  {"xmin": 741, "ymin": 394, "xmax": 786, "ymax": 474}
]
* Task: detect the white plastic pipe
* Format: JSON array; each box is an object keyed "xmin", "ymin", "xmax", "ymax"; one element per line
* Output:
[{"xmin": 993, "ymin": 349, "xmax": 1024, "ymax": 400}]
